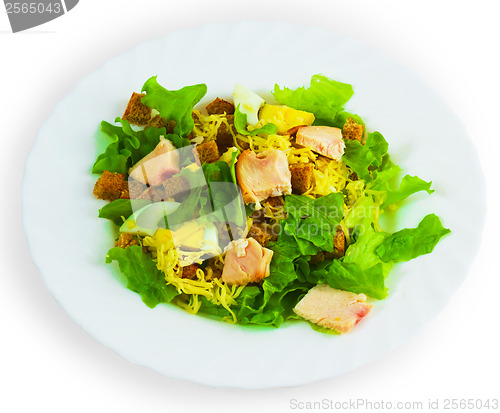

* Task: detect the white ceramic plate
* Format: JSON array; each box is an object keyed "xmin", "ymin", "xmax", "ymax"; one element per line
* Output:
[{"xmin": 22, "ymin": 21, "xmax": 485, "ymax": 389}]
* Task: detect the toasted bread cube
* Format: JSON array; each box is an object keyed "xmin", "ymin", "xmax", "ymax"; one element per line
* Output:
[
  {"xmin": 348, "ymin": 171, "xmax": 359, "ymax": 181},
  {"xmin": 206, "ymin": 98, "xmax": 235, "ymax": 116},
  {"xmin": 115, "ymin": 233, "xmax": 140, "ymax": 249},
  {"xmin": 196, "ymin": 140, "xmax": 220, "ymax": 164},
  {"xmin": 146, "ymin": 114, "xmax": 166, "ymax": 129},
  {"xmin": 181, "ymin": 264, "xmax": 200, "ymax": 280},
  {"xmin": 93, "ymin": 170, "xmax": 128, "ymax": 201},
  {"xmin": 333, "ymin": 227, "xmax": 346, "ymax": 258},
  {"xmin": 119, "ymin": 184, "xmax": 130, "ymax": 200},
  {"xmin": 343, "ymin": 118, "xmax": 365, "ymax": 143},
  {"xmin": 248, "ymin": 223, "xmax": 275, "ymax": 246},
  {"xmin": 235, "ymin": 137, "xmax": 250, "ymax": 151},
  {"xmin": 127, "ymin": 179, "xmax": 147, "ymax": 199},
  {"xmin": 162, "ymin": 175, "xmax": 190, "ymax": 199},
  {"xmin": 289, "ymin": 162, "xmax": 314, "ymax": 194},
  {"xmin": 215, "ymin": 114, "xmax": 238, "ymax": 153},
  {"xmin": 264, "ymin": 196, "xmax": 284, "ymax": 208},
  {"xmin": 146, "ymin": 115, "xmax": 177, "ymax": 135},
  {"xmin": 250, "ymin": 209, "xmax": 265, "ymax": 224},
  {"xmin": 122, "ymin": 92, "xmax": 152, "ymax": 125},
  {"xmin": 204, "ymin": 258, "xmax": 223, "ymax": 280}
]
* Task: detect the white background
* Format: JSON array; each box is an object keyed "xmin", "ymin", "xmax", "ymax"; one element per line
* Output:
[{"xmin": 1, "ymin": 1, "xmax": 499, "ymax": 412}]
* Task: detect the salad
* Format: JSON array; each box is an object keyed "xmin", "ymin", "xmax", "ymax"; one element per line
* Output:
[{"xmin": 92, "ymin": 74, "xmax": 450, "ymax": 334}]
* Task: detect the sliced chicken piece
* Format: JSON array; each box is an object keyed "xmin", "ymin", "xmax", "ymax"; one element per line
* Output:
[
  {"xmin": 296, "ymin": 126, "xmax": 345, "ymax": 161},
  {"xmin": 222, "ymin": 238, "xmax": 273, "ymax": 285},
  {"xmin": 236, "ymin": 149, "xmax": 292, "ymax": 204},
  {"xmin": 128, "ymin": 138, "xmax": 180, "ymax": 186},
  {"xmin": 294, "ymin": 284, "xmax": 372, "ymax": 333}
]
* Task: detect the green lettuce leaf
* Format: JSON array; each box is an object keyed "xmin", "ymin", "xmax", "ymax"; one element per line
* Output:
[
  {"xmin": 92, "ymin": 121, "xmax": 133, "ymax": 174},
  {"xmin": 344, "ymin": 226, "xmax": 391, "ymax": 276},
  {"xmin": 92, "ymin": 143, "xmax": 130, "ymax": 175},
  {"xmin": 245, "ymin": 281, "xmax": 308, "ymax": 327},
  {"xmin": 329, "ymin": 110, "xmax": 365, "ymax": 129},
  {"xmin": 141, "ymin": 76, "xmax": 207, "ymax": 138},
  {"xmin": 282, "ymin": 192, "xmax": 344, "ymax": 253},
  {"xmin": 228, "ymin": 147, "xmax": 239, "ymax": 185},
  {"xmin": 198, "ymin": 281, "xmax": 308, "ymax": 328},
  {"xmin": 201, "ymin": 159, "xmax": 243, "ymax": 221},
  {"xmin": 368, "ymin": 155, "xmax": 402, "ymax": 191},
  {"xmin": 234, "ymin": 104, "xmax": 278, "ymax": 136},
  {"xmin": 165, "ymin": 186, "xmax": 204, "ymax": 227},
  {"xmin": 304, "ymin": 224, "xmax": 390, "ymax": 300},
  {"xmin": 376, "ymin": 214, "xmax": 451, "ymax": 262},
  {"xmin": 106, "ymin": 245, "xmax": 179, "ymax": 308},
  {"xmin": 262, "ymin": 250, "xmax": 298, "ymax": 302},
  {"xmin": 342, "ymin": 131, "xmax": 389, "ymax": 180},
  {"xmin": 366, "ymin": 154, "xmax": 434, "ymax": 208},
  {"xmin": 98, "ymin": 198, "xmax": 151, "ymax": 226},
  {"xmin": 261, "ymin": 226, "xmax": 310, "ymax": 306},
  {"xmin": 365, "ymin": 132, "xmax": 389, "ymax": 168},
  {"xmin": 344, "ymin": 195, "xmax": 377, "ymax": 229},
  {"xmin": 262, "ymin": 192, "xmax": 345, "ymax": 306},
  {"xmin": 92, "ymin": 119, "xmax": 168, "ymax": 174},
  {"xmin": 273, "ymin": 74, "xmax": 354, "ymax": 124},
  {"xmin": 116, "ymin": 117, "xmax": 189, "ymax": 159},
  {"xmin": 381, "ymin": 175, "xmax": 434, "ymax": 208},
  {"xmin": 324, "ymin": 261, "xmax": 388, "ymax": 300}
]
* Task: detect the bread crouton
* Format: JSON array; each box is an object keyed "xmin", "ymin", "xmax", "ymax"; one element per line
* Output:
[
  {"xmin": 122, "ymin": 92, "xmax": 151, "ymax": 125},
  {"xmin": 146, "ymin": 114, "xmax": 166, "ymax": 129},
  {"xmin": 181, "ymin": 264, "xmax": 199, "ymax": 280},
  {"xmin": 93, "ymin": 170, "xmax": 128, "ymax": 201},
  {"xmin": 127, "ymin": 179, "xmax": 147, "ymax": 199},
  {"xmin": 343, "ymin": 118, "xmax": 364, "ymax": 143},
  {"xmin": 211, "ymin": 113, "xmax": 249, "ymax": 152},
  {"xmin": 215, "ymin": 114, "xmax": 239, "ymax": 153},
  {"xmin": 119, "ymin": 184, "xmax": 130, "ymax": 200},
  {"xmin": 309, "ymin": 251, "xmax": 326, "ymax": 266},
  {"xmin": 145, "ymin": 114, "xmax": 177, "ymax": 134},
  {"xmin": 236, "ymin": 137, "xmax": 250, "ymax": 151},
  {"xmin": 206, "ymin": 98, "xmax": 235, "ymax": 116},
  {"xmin": 196, "ymin": 140, "xmax": 220, "ymax": 164},
  {"xmin": 204, "ymin": 258, "xmax": 223, "ymax": 280},
  {"xmin": 250, "ymin": 209, "xmax": 265, "ymax": 223},
  {"xmin": 248, "ymin": 223, "xmax": 276, "ymax": 246},
  {"xmin": 289, "ymin": 162, "xmax": 314, "ymax": 194},
  {"xmin": 115, "ymin": 233, "xmax": 140, "ymax": 249},
  {"xmin": 136, "ymin": 186, "xmax": 167, "ymax": 202},
  {"xmin": 333, "ymin": 227, "xmax": 346, "ymax": 258},
  {"xmin": 348, "ymin": 171, "xmax": 359, "ymax": 181},
  {"xmin": 162, "ymin": 175, "xmax": 190, "ymax": 199},
  {"xmin": 192, "ymin": 110, "xmax": 202, "ymax": 127},
  {"xmin": 264, "ymin": 196, "xmax": 284, "ymax": 208}
]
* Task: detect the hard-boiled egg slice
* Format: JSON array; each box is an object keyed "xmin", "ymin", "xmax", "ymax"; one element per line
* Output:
[{"xmin": 233, "ymin": 83, "xmax": 265, "ymax": 126}]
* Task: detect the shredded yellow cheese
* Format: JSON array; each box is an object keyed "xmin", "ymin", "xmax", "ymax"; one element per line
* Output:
[
  {"xmin": 143, "ymin": 229, "xmax": 243, "ymax": 320},
  {"xmin": 303, "ymin": 157, "xmax": 348, "ymax": 197},
  {"xmin": 191, "ymin": 110, "xmax": 230, "ymax": 142}
]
